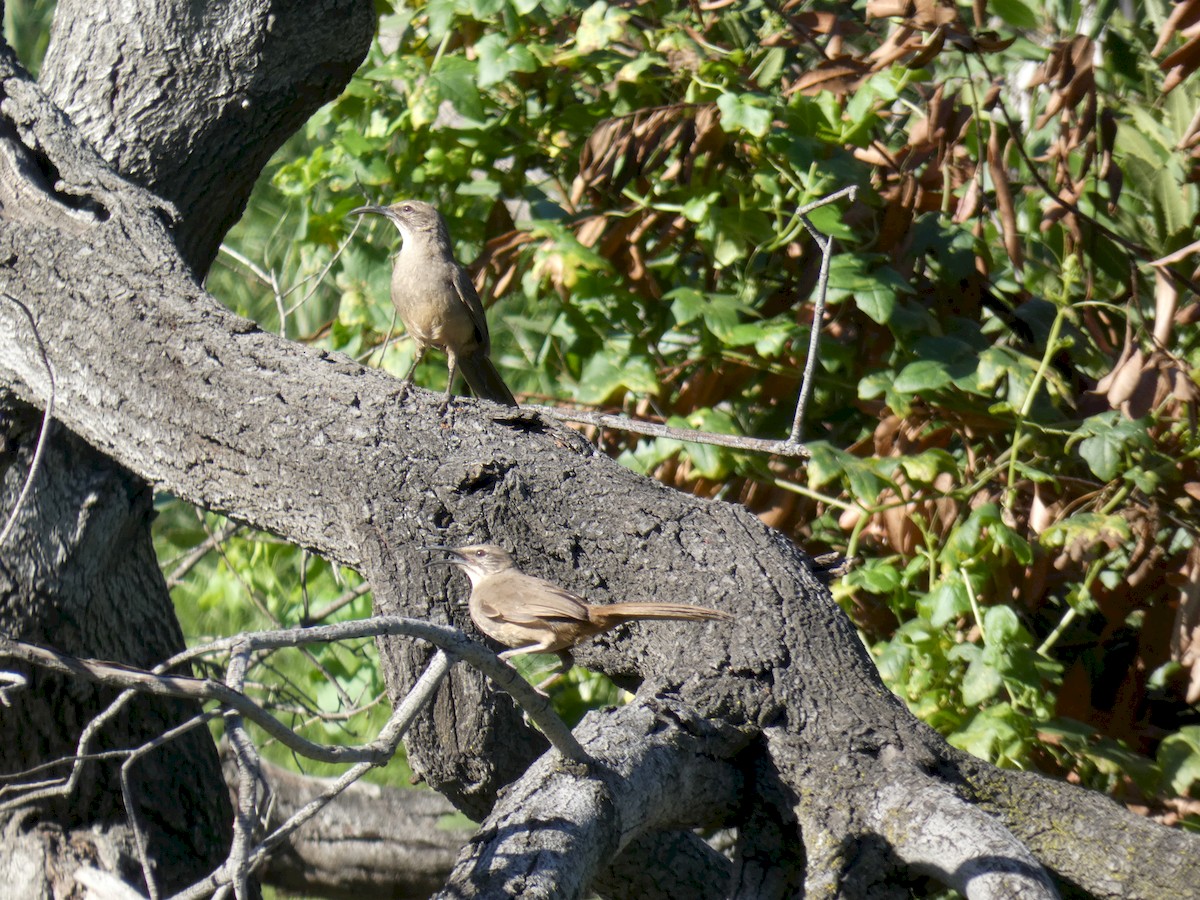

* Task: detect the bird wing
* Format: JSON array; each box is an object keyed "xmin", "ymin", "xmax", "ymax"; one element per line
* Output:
[
  {"xmin": 450, "ymin": 264, "xmax": 491, "ymax": 354},
  {"xmin": 480, "ymin": 573, "xmax": 591, "ymax": 624}
]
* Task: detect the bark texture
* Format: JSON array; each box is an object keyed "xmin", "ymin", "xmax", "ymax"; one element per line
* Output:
[
  {"xmin": 0, "ymin": 2, "xmax": 1198, "ymax": 898},
  {"xmin": 0, "ymin": 403, "xmax": 232, "ymax": 895},
  {"xmin": 0, "ymin": 1, "xmax": 373, "ymax": 895}
]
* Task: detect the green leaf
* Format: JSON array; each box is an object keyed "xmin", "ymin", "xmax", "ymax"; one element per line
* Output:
[
  {"xmin": 1158, "ymin": 727, "xmax": 1200, "ymax": 797},
  {"xmin": 1072, "ymin": 412, "xmax": 1150, "ymax": 482},
  {"xmin": 427, "ymin": 57, "xmax": 485, "ymax": 123},
  {"xmin": 899, "ymin": 448, "xmax": 957, "ymax": 484},
  {"xmin": 893, "ymin": 360, "xmax": 954, "ymax": 393},
  {"xmin": 982, "ymin": 606, "xmax": 1021, "ymax": 644},
  {"xmin": 850, "ymin": 561, "xmax": 902, "ymax": 594},
  {"xmin": 576, "ymin": 1, "xmax": 629, "ymax": 54},
  {"xmin": 716, "ymin": 91, "xmax": 774, "ymax": 138},
  {"xmin": 574, "ymin": 351, "xmax": 659, "ymax": 404},
  {"xmin": 825, "ymin": 255, "xmax": 908, "ymax": 324},
  {"xmin": 475, "ymin": 34, "xmax": 539, "ymax": 88},
  {"xmin": 962, "ymin": 656, "xmax": 1004, "ymax": 706},
  {"xmin": 662, "ymin": 409, "xmax": 740, "ymax": 480},
  {"xmin": 926, "ymin": 579, "xmax": 970, "ymax": 628},
  {"xmin": 990, "ymin": 0, "xmax": 1039, "ymax": 30}
]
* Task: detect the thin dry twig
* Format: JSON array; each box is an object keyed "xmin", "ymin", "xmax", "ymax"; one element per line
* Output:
[
  {"xmin": 164, "ymin": 520, "xmax": 242, "ymax": 588},
  {"xmin": 0, "ymin": 292, "xmax": 56, "ymax": 548},
  {"xmin": 528, "ymin": 405, "xmax": 812, "ymax": 459},
  {"xmin": 169, "ymin": 651, "xmax": 454, "ymax": 900},
  {"xmin": 121, "ymin": 714, "xmax": 218, "ymax": 900},
  {"xmin": 790, "ymin": 185, "xmax": 857, "ymax": 443},
  {"xmin": 0, "ymin": 617, "xmax": 588, "ymax": 764}
]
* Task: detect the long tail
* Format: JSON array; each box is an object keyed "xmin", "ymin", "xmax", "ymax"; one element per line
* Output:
[
  {"xmin": 589, "ymin": 602, "xmax": 733, "ymax": 629},
  {"xmin": 458, "ymin": 349, "xmax": 518, "ymax": 406}
]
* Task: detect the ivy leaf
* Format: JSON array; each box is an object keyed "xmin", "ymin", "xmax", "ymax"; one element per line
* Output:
[
  {"xmin": 427, "ymin": 57, "xmax": 484, "ymax": 123},
  {"xmin": 1073, "ymin": 412, "xmax": 1150, "ymax": 481},
  {"xmin": 716, "ymin": 91, "xmax": 774, "ymax": 138},
  {"xmin": 576, "ymin": 1, "xmax": 630, "ymax": 54},
  {"xmin": 826, "ymin": 255, "xmax": 908, "ymax": 324},
  {"xmin": 476, "ymin": 34, "xmax": 538, "ymax": 88},
  {"xmin": 574, "ymin": 351, "xmax": 659, "ymax": 404}
]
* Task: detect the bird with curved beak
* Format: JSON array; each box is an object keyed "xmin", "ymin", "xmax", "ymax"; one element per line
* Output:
[
  {"xmin": 347, "ymin": 200, "xmax": 516, "ymax": 408},
  {"xmin": 427, "ymin": 543, "xmax": 734, "ymax": 690}
]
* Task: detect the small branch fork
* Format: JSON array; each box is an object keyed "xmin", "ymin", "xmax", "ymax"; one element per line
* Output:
[
  {"xmin": 336, "ymin": 186, "xmax": 852, "ymax": 460},
  {"xmin": 528, "ymin": 185, "xmax": 854, "ymax": 458},
  {"xmin": 0, "ymin": 617, "xmax": 589, "ymax": 900}
]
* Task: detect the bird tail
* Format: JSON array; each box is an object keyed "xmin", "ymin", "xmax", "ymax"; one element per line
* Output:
[
  {"xmin": 589, "ymin": 602, "xmax": 733, "ymax": 628},
  {"xmin": 458, "ymin": 350, "xmax": 518, "ymax": 406}
]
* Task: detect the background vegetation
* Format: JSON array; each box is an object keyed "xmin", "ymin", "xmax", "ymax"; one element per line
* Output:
[{"xmin": 14, "ymin": 0, "xmax": 1200, "ymax": 828}]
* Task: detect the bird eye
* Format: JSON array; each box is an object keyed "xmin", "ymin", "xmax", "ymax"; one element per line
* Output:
[
  {"xmin": 401, "ymin": 204, "xmax": 413, "ymax": 213},
  {"xmin": 474, "ymin": 549, "xmax": 487, "ymax": 557}
]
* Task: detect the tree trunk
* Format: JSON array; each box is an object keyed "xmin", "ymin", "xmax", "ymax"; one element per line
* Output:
[
  {"xmin": 0, "ymin": 1, "xmax": 372, "ymax": 895},
  {"xmin": 0, "ymin": 2, "xmax": 1197, "ymax": 898}
]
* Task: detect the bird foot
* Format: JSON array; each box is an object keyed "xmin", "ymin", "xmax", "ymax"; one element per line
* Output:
[{"xmin": 533, "ymin": 671, "xmax": 564, "ymax": 694}]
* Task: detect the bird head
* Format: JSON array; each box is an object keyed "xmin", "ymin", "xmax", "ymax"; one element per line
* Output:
[
  {"xmin": 425, "ymin": 544, "xmax": 516, "ymax": 585},
  {"xmin": 347, "ymin": 199, "xmax": 448, "ymax": 244}
]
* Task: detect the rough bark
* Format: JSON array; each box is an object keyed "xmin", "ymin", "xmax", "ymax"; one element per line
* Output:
[
  {"xmin": 0, "ymin": 403, "xmax": 232, "ymax": 896},
  {"xmin": 39, "ymin": 0, "xmax": 376, "ymax": 276},
  {"xmin": 0, "ymin": 2, "xmax": 1197, "ymax": 898},
  {"xmin": 0, "ymin": 1, "xmax": 373, "ymax": 895}
]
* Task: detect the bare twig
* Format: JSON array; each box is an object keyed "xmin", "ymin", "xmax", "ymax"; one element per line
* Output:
[
  {"xmin": 169, "ymin": 651, "xmax": 455, "ymax": 900},
  {"xmin": 528, "ymin": 405, "xmax": 811, "ymax": 459},
  {"xmin": 164, "ymin": 520, "xmax": 242, "ymax": 588},
  {"xmin": 0, "ymin": 617, "xmax": 588, "ymax": 764},
  {"xmin": 300, "ymin": 581, "xmax": 372, "ymax": 624},
  {"xmin": 0, "ymin": 292, "xmax": 56, "ymax": 548},
  {"xmin": 121, "ymin": 714, "xmax": 218, "ymax": 900},
  {"xmin": 791, "ymin": 185, "xmax": 857, "ymax": 443}
]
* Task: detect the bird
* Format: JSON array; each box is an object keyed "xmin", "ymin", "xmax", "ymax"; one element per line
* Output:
[
  {"xmin": 347, "ymin": 199, "xmax": 517, "ymax": 407},
  {"xmin": 428, "ymin": 543, "xmax": 734, "ymax": 688}
]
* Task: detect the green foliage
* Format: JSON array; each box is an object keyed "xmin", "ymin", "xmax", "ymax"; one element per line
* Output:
[
  {"xmin": 154, "ymin": 503, "xmax": 409, "ymax": 784},
  {"xmin": 192, "ymin": 0, "xmax": 1200, "ymax": 822}
]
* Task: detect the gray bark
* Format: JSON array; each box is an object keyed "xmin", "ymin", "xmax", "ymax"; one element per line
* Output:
[
  {"xmin": 0, "ymin": 0, "xmax": 372, "ymax": 895},
  {"xmin": 0, "ymin": 1, "xmax": 1197, "ymax": 898}
]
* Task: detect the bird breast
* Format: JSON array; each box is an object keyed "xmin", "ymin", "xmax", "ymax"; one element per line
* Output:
[{"xmin": 391, "ymin": 252, "xmax": 477, "ymax": 351}]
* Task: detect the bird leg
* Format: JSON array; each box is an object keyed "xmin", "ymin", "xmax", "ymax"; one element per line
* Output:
[
  {"xmin": 534, "ymin": 650, "xmax": 574, "ymax": 694},
  {"xmin": 441, "ymin": 350, "xmax": 459, "ymax": 417},
  {"xmin": 398, "ymin": 345, "xmax": 427, "ymax": 404},
  {"xmin": 498, "ymin": 645, "xmax": 572, "ymax": 696}
]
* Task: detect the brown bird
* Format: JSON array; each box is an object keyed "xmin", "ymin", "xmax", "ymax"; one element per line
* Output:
[
  {"xmin": 348, "ymin": 199, "xmax": 516, "ymax": 407},
  {"xmin": 429, "ymin": 544, "xmax": 733, "ymax": 686}
]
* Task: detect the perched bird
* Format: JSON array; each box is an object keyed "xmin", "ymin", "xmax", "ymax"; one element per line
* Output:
[
  {"xmin": 348, "ymin": 199, "xmax": 517, "ymax": 407},
  {"xmin": 428, "ymin": 543, "xmax": 733, "ymax": 687}
]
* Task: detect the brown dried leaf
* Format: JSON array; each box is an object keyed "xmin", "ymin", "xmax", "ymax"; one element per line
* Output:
[
  {"xmin": 988, "ymin": 127, "xmax": 1022, "ymax": 271},
  {"xmin": 1154, "ymin": 0, "xmax": 1200, "ymax": 56},
  {"xmin": 791, "ymin": 58, "xmax": 871, "ymax": 95},
  {"xmin": 1161, "ymin": 34, "xmax": 1200, "ymax": 94},
  {"xmin": 1104, "ymin": 347, "xmax": 1147, "ymax": 408},
  {"xmin": 865, "ymin": 0, "xmax": 913, "ymax": 20},
  {"xmin": 1154, "ymin": 268, "xmax": 1179, "ymax": 346}
]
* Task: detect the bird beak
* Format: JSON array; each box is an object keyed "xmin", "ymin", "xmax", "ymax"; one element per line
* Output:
[
  {"xmin": 422, "ymin": 545, "xmax": 463, "ymax": 568},
  {"xmin": 347, "ymin": 204, "xmax": 389, "ymax": 219}
]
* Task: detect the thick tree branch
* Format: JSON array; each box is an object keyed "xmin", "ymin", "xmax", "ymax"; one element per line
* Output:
[
  {"xmin": 39, "ymin": 0, "xmax": 376, "ymax": 274},
  {"xmin": 2, "ymin": 6, "xmax": 1200, "ymax": 895},
  {"xmin": 441, "ymin": 699, "xmax": 743, "ymax": 899}
]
